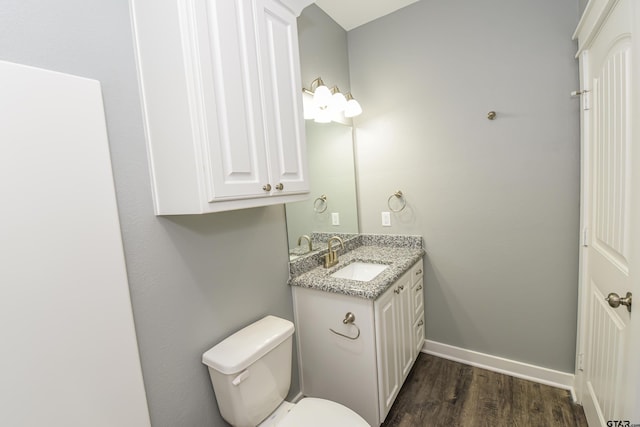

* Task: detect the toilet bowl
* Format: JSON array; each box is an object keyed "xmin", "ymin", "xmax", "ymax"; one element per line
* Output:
[{"xmin": 202, "ymin": 315, "xmax": 369, "ymax": 427}]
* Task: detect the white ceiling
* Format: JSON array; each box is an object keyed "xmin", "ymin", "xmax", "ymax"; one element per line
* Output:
[{"xmin": 315, "ymin": 0, "xmax": 420, "ymax": 31}]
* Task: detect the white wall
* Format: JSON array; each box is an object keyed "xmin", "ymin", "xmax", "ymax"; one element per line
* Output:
[{"xmin": 348, "ymin": 0, "xmax": 581, "ymax": 372}]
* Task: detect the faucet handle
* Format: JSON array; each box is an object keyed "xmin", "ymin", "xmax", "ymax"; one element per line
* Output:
[{"xmin": 324, "ymin": 250, "xmax": 338, "ymax": 268}]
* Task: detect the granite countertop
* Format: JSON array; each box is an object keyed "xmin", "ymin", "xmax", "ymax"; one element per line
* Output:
[{"xmin": 288, "ymin": 244, "xmax": 424, "ymax": 300}]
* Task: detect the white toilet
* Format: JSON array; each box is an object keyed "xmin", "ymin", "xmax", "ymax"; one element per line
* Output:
[{"xmin": 202, "ymin": 315, "xmax": 370, "ymax": 427}]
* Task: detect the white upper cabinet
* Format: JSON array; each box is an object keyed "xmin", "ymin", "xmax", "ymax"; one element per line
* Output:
[{"xmin": 131, "ymin": 0, "xmax": 312, "ymax": 214}]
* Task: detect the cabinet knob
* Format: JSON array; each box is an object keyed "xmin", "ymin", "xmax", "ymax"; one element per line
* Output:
[
  {"xmin": 416, "ymin": 284, "xmax": 423, "ymax": 291},
  {"xmin": 394, "ymin": 287, "xmax": 400, "ymax": 294},
  {"xmin": 415, "ymin": 269, "xmax": 422, "ymax": 275},
  {"xmin": 262, "ymin": 184, "xmax": 272, "ymax": 192},
  {"xmin": 275, "ymin": 183, "xmax": 284, "ymax": 191},
  {"xmin": 398, "ymin": 285, "xmax": 404, "ymax": 291},
  {"xmin": 418, "ymin": 319, "xmax": 424, "ymax": 326}
]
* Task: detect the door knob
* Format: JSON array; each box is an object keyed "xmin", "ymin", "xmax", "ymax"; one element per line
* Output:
[{"xmin": 605, "ymin": 292, "xmax": 632, "ymax": 313}]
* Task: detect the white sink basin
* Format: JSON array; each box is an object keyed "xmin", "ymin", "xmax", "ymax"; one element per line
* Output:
[{"xmin": 330, "ymin": 262, "xmax": 389, "ymax": 282}]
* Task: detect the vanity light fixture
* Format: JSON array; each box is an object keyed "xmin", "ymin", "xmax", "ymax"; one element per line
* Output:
[
  {"xmin": 344, "ymin": 92, "xmax": 362, "ymax": 118},
  {"xmin": 314, "ymin": 107, "xmax": 332, "ymax": 123},
  {"xmin": 302, "ymin": 77, "xmax": 362, "ymax": 122}
]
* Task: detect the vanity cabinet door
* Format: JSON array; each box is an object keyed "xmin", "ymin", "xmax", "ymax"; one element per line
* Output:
[
  {"xmin": 292, "ymin": 286, "xmax": 380, "ymax": 427},
  {"xmin": 411, "ymin": 261, "xmax": 425, "ymax": 358},
  {"xmin": 375, "ymin": 259, "xmax": 424, "ymax": 421},
  {"xmin": 374, "ymin": 283, "xmax": 401, "ymax": 420},
  {"xmin": 397, "ymin": 273, "xmax": 414, "ymax": 381}
]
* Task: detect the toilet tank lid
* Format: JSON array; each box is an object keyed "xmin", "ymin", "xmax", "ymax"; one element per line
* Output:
[{"xmin": 202, "ymin": 315, "xmax": 295, "ymax": 374}]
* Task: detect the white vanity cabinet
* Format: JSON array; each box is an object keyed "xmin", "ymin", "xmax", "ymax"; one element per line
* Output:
[
  {"xmin": 131, "ymin": 0, "xmax": 312, "ymax": 214},
  {"xmin": 292, "ymin": 258, "xmax": 425, "ymax": 426}
]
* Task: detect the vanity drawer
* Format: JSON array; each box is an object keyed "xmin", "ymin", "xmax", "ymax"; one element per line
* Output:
[{"xmin": 411, "ymin": 276, "xmax": 423, "ymax": 322}]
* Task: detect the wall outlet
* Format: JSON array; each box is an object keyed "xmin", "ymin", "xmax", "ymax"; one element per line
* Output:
[
  {"xmin": 331, "ymin": 212, "xmax": 340, "ymax": 226},
  {"xmin": 381, "ymin": 211, "xmax": 391, "ymax": 227}
]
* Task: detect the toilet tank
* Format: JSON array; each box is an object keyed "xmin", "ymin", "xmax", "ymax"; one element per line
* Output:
[{"xmin": 202, "ymin": 316, "xmax": 295, "ymax": 427}]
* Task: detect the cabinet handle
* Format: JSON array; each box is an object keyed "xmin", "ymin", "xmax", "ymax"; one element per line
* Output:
[
  {"xmin": 416, "ymin": 285, "xmax": 423, "ymax": 291},
  {"xmin": 415, "ymin": 269, "xmax": 422, "ymax": 275},
  {"xmin": 329, "ymin": 312, "xmax": 361, "ymax": 340},
  {"xmin": 418, "ymin": 319, "xmax": 424, "ymax": 326},
  {"xmin": 275, "ymin": 183, "xmax": 284, "ymax": 191},
  {"xmin": 262, "ymin": 184, "xmax": 272, "ymax": 192}
]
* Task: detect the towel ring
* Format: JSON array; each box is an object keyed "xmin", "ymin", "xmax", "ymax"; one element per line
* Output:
[
  {"xmin": 387, "ymin": 190, "xmax": 406, "ymax": 212},
  {"xmin": 313, "ymin": 194, "xmax": 328, "ymax": 213},
  {"xmin": 329, "ymin": 312, "xmax": 361, "ymax": 341}
]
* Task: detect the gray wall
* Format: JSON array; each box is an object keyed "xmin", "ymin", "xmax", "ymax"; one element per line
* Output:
[
  {"xmin": 348, "ymin": 0, "xmax": 581, "ymax": 372},
  {"xmin": 0, "ymin": 1, "xmax": 296, "ymax": 426},
  {"xmin": 579, "ymin": 0, "xmax": 589, "ymax": 17}
]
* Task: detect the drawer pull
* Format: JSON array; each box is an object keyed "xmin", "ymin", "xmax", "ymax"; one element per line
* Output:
[
  {"xmin": 329, "ymin": 312, "xmax": 361, "ymax": 341},
  {"xmin": 415, "ymin": 269, "xmax": 422, "ymax": 275},
  {"xmin": 416, "ymin": 285, "xmax": 423, "ymax": 291},
  {"xmin": 417, "ymin": 319, "xmax": 424, "ymax": 327}
]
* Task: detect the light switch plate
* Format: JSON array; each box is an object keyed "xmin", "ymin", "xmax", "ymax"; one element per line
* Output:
[
  {"xmin": 381, "ymin": 211, "xmax": 391, "ymax": 227},
  {"xmin": 331, "ymin": 212, "xmax": 340, "ymax": 225}
]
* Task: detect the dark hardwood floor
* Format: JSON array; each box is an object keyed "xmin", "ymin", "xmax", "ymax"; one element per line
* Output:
[{"xmin": 381, "ymin": 353, "xmax": 589, "ymax": 427}]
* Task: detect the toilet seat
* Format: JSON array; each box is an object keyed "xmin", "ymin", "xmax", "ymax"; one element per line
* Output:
[{"xmin": 278, "ymin": 397, "xmax": 369, "ymax": 427}]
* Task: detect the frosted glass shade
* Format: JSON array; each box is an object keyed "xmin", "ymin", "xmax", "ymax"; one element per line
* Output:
[
  {"xmin": 331, "ymin": 92, "xmax": 347, "ymax": 112},
  {"xmin": 344, "ymin": 99, "xmax": 362, "ymax": 118},
  {"xmin": 313, "ymin": 85, "xmax": 332, "ymax": 109}
]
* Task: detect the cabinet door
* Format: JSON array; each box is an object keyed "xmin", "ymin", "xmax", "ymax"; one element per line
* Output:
[
  {"xmin": 397, "ymin": 274, "xmax": 414, "ymax": 380},
  {"xmin": 293, "ymin": 287, "xmax": 380, "ymax": 427},
  {"xmin": 194, "ymin": 0, "xmax": 272, "ymax": 201},
  {"xmin": 375, "ymin": 285, "xmax": 400, "ymax": 420},
  {"xmin": 413, "ymin": 314, "xmax": 425, "ymax": 359},
  {"xmin": 255, "ymin": 0, "xmax": 309, "ymax": 195}
]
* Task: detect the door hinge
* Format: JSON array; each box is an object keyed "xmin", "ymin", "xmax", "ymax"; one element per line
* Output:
[
  {"xmin": 571, "ymin": 89, "xmax": 590, "ymax": 110},
  {"xmin": 582, "ymin": 228, "xmax": 590, "ymax": 247}
]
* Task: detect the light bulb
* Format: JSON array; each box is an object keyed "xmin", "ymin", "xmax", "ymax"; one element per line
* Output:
[
  {"xmin": 313, "ymin": 85, "xmax": 332, "ymax": 109},
  {"xmin": 344, "ymin": 98, "xmax": 362, "ymax": 118},
  {"xmin": 331, "ymin": 91, "xmax": 347, "ymax": 112}
]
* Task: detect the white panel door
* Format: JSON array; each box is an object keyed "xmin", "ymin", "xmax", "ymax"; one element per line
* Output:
[
  {"xmin": 579, "ymin": 1, "xmax": 639, "ymax": 425},
  {"xmin": 0, "ymin": 61, "xmax": 150, "ymax": 426}
]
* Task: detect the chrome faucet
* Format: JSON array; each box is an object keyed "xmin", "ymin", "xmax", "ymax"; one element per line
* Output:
[
  {"xmin": 324, "ymin": 236, "xmax": 345, "ymax": 268},
  {"xmin": 297, "ymin": 234, "xmax": 313, "ymax": 253}
]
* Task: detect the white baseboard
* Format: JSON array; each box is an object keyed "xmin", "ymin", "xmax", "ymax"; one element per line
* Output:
[{"xmin": 422, "ymin": 340, "xmax": 576, "ymax": 401}]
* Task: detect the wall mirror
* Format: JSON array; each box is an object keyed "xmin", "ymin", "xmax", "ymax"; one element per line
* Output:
[{"xmin": 285, "ymin": 120, "xmax": 359, "ymax": 260}]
